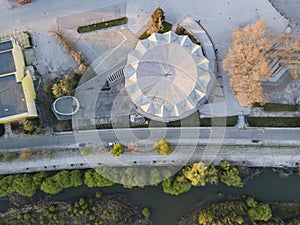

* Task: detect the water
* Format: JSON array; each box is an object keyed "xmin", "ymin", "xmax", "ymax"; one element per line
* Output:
[{"xmin": 50, "ymin": 171, "xmax": 300, "ymax": 225}]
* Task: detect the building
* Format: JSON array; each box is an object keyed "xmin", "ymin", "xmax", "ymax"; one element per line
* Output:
[
  {"xmin": 52, "ymin": 96, "xmax": 80, "ymax": 120},
  {"xmin": 124, "ymin": 31, "xmax": 215, "ymax": 122},
  {"xmin": 0, "ymin": 39, "xmax": 37, "ymax": 124}
]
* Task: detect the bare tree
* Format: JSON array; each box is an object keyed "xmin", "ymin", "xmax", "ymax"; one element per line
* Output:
[
  {"xmin": 223, "ymin": 20, "xmax": 272, "ymax": 106},
  {"xmin": 223, "ymin": 19, "xmax": 300, "ymax": 107}
]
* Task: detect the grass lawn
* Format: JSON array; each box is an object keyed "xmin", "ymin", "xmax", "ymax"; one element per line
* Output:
[
  {"xmin": 77, "ymin": 17, "xmax": 128, "ymax": 33},
  {"xmin": 139, "ymin": 21, "xmax": 172, "ymax": 40},
  {"xmin": 144, "ymin": 114, "xmax": 238, "ymax": 127},
  {"xmin": 253, "ymin": 103, "xmax": 299, "ymax": 112},
  {"xmin": 263, "ymin": 103, "xmax": 299, "ymax": 112},
  {"xmin": 247, "ymin": 117, "xmax": 300, "ymax": 127}
]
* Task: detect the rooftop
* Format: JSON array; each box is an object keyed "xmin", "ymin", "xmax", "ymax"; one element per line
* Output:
[
  {"xmin": 124, "ymin": 31, "xmax": 214, "ymax": 122},
  {"xmin": 0, "ymin": 40, "xmax": 37, "ymax": 123},
  {"xmin": 0, "ymin": 74, "xmax": 27, "ymax": 117},
  {"xmin": 0, "ymin": 51, "xmax": 16, "ymax": 75}
]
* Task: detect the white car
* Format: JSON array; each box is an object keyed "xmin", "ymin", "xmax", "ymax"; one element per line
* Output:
[{"xmin": 108, "ymin": 142, "xmax": 117, "ymax": 147}]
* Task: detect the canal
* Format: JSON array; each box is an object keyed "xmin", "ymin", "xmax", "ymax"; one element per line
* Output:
[{"xmin": 48, "ymin": 171, "xmax": 300, "ymax": 225}]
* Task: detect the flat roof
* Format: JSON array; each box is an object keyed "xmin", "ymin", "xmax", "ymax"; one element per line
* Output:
[
  {"xmin": 0, "ymin": 51, "xmax": 16, "ymax": 75},
  {"xmin": 0, "ymin": 41, "xmax": 13, "ymax": 52},
  {"xmin": 0, "ymin": 74, "xmax": 27, "ymax": 117}
]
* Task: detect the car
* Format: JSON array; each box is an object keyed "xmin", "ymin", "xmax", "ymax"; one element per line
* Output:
[{"xmin": 108, "ymin": 142, "xmax": 117, "ymax": 147}]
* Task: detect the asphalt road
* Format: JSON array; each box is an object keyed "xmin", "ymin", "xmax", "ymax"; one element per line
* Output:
[
  {"xmin": 1, "ymin": 127, "xmax": 300, "ymax": 150},
  {"xmin": 0, "ymin": 127, "xmax": 299, "ymax": 174}
]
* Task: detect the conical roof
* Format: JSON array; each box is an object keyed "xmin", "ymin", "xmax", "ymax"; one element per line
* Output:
[{"xmin": 124, "ymin": 31, "xmax": 214, "ymax": 122}]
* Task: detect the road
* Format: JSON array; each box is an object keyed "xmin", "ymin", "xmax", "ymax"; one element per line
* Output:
[
  {"xmin": 1, "ymin": 127, "xmax": 300, "ymax": 150},
  {"xmin": 0, "ymin": 127, "xmax": 299, "ymax": 174}
]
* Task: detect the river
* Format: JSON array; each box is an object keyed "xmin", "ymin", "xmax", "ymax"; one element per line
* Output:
[{"xmin": 44, "ymin": 171, "xmax": 300, "ymax": 225}]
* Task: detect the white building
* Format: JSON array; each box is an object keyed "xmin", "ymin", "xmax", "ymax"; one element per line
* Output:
[{"xmin": 124, "ymin": 31, "xmax": 215, "ymax": 122}]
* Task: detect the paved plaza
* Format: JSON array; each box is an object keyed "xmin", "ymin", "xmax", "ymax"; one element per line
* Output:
[{"xmin": 0, "ymin": 0, "xmax": 298, "ymax": 124}]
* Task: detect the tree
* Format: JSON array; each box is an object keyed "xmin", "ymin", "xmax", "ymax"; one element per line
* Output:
[
  {"xmin": 0, "ymin": 176, "xmax": 15, "ymax": 197},
  {"xmin": 151, "ymin": 7, "xmax": 165, "ymax": 31},
  {"xmin": 40, "ymin": 170, "xmax": 74, "ymax": 194},
  {"xmin": 20, "ymin": 148, "xmax": 36, "ymax": 161},
  {"xmin": 149, "ymin": 169, "xmax": 161, "ymax": 186},
  {"xmin": 52, "ymin": 77, "xmax": 74, "ymax": 98},
  {"xmin": 268, "ymin": 33, "xmax": 300, "ymax": 80},
  {"xmin": 224, "ymin": 19, "xmax": 300, "ymax": 107},
  {"xmin": 154, "ymin": 139, "xmax": 173, "ymax": 155},
  {"xmin": 183, "ymin": 162, "xmax": 207, "ymax": 186},
  {"xmin": 12, "ymin": 174, "xmax": 37, "ymax": 197},
  {"xmin": 3, "ymin": 152, "xmax": 19, "ymax": 162},
  {"xmin": 219, "ymin": 161, "xmax": 243, "ymax": 187},
  {"xmin": 198, "ymin": 201, "xmax": 247, "ymax": 225},
  {"xmin": 205, "ymin": 165, "xmax": 219, "ymax": 185},
  {"xmin": 247, "ymin": 197, "xmax": 272, "ymax": 221},
  {"xmin": 84, "ymin": 170, "xmax": 114, "ymax": 188},
  {"xmin": 22, "ymin": 118, "xmax": 44, "ymax": 135},
  {"xmin": 223, "ymin": 19, "xmax": 272, "ymax": 106},
  {"xmin": 142, "ymin": 207, "xmax": 151, "ymax": 217},
  {"xmin": 162, "ymin": 176, "xmax": 191, "ymax": 195},
  {"xmin": 70, "ymin": 170, "xmax": 83, "ymax": 187},
  {"xmin": 109, "ymin": 144, "xmax": 125, "ymax": 157}
]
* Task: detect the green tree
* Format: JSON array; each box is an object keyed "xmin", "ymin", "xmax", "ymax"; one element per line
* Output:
[
  {"xmin": 40, "ymin": 170, "xmax": 71, "ymax": 194},
  {"xmin": 84, "ymin": 170, "xmax": 114, "ymax": 188},
  {"xmin": 248, "ymin": 202, "xmax": 272, "ymax": 221},
  {"xmin": 142, "ymin": 207, "xmax": 151, "ymax": 217},
  {"xmin": 0, "ymin": 175, "xmax": 15, "ymax": 197},
  {"xmin": 198, "ymin": 201, "xmax": 247, "ymax": 225},
  {"xmin": 219, "ymin": 161, "xmax": 243, "ymax": 187},
  {"xmin": 162, "ymin": 176, "xmax": 191, "ymax": 195},
  {"xmin": 154, "ymin": 139, "xmax": 173, "ymax": 155},
  {"xmin": 149, "ymin": 169, "xmax": 161, "ymax": 186},
  {"xmin": 70, "ymin": 170, "xmax": 83, "ymax": 187},
  {"xmin": 109, "ymin": 144, "xmax": 125, "ymax": 157},
  {"xmin": 12, "ymin": 174, "xmax": 37, "ymax": 197}
]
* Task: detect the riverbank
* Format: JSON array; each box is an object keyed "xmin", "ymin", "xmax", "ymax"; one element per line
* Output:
[
  {"xmin": 178, "ymin": 196, "xmax": 300, "ymax": 225},
  {"xmin": 0, "ymin": 192, "xmax": 150, "ymax": 225}
]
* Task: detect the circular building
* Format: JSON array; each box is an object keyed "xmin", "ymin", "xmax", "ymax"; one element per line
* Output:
[
  {"xmin": 52, "ymin": 96, "xmax": 80, "ymax": 120},
  {"xmin": 124, "ymin": 31, "xmax": 215, "ymax": 122}
]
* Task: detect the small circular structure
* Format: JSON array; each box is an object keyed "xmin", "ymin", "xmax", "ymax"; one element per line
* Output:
[
  {"xmin": 124, "ymin": 31, "xmax": 215, "ymax": 122},
  {"xmin": 52, "ymin": 96, "xmax": 80, "ymax": 116}
]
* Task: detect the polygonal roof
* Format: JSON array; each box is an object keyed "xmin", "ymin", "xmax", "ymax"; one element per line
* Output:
[{"xmin": 124, "ymin": 31, "xmax": 214, "ymax": 122}]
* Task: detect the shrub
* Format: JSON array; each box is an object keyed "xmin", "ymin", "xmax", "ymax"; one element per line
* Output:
[
  {"xmin": 96, "ymin": 191, "xmax": 102, "ymax": 198},
  {"xmin": 142, "ymin": 207, "xmax": 151, "ymax": 217},
  {"xmin": 80, "ymin": 148, "xmax": 92, "ymax": 156},
  {"xmin": 154, "ymin": 139, "xmax": 172, "ymax": 155},
  {"xmin": 109, "ymin": 144, "xmax": 125, "ymax": 157},
  {"xmin": 42, "ymin": 149, "xmax": 55, "ymax": 158},
  {"xmin": 3, "ymin": 152, "xmax": 19, "ymax": 162},
  {"xmin": 22, "ymin": 118, "xmax": 44, "ymax": 135},
  {"xmin": 20, "ymin": 148, "xmax": 36, "ymax": 161}
]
